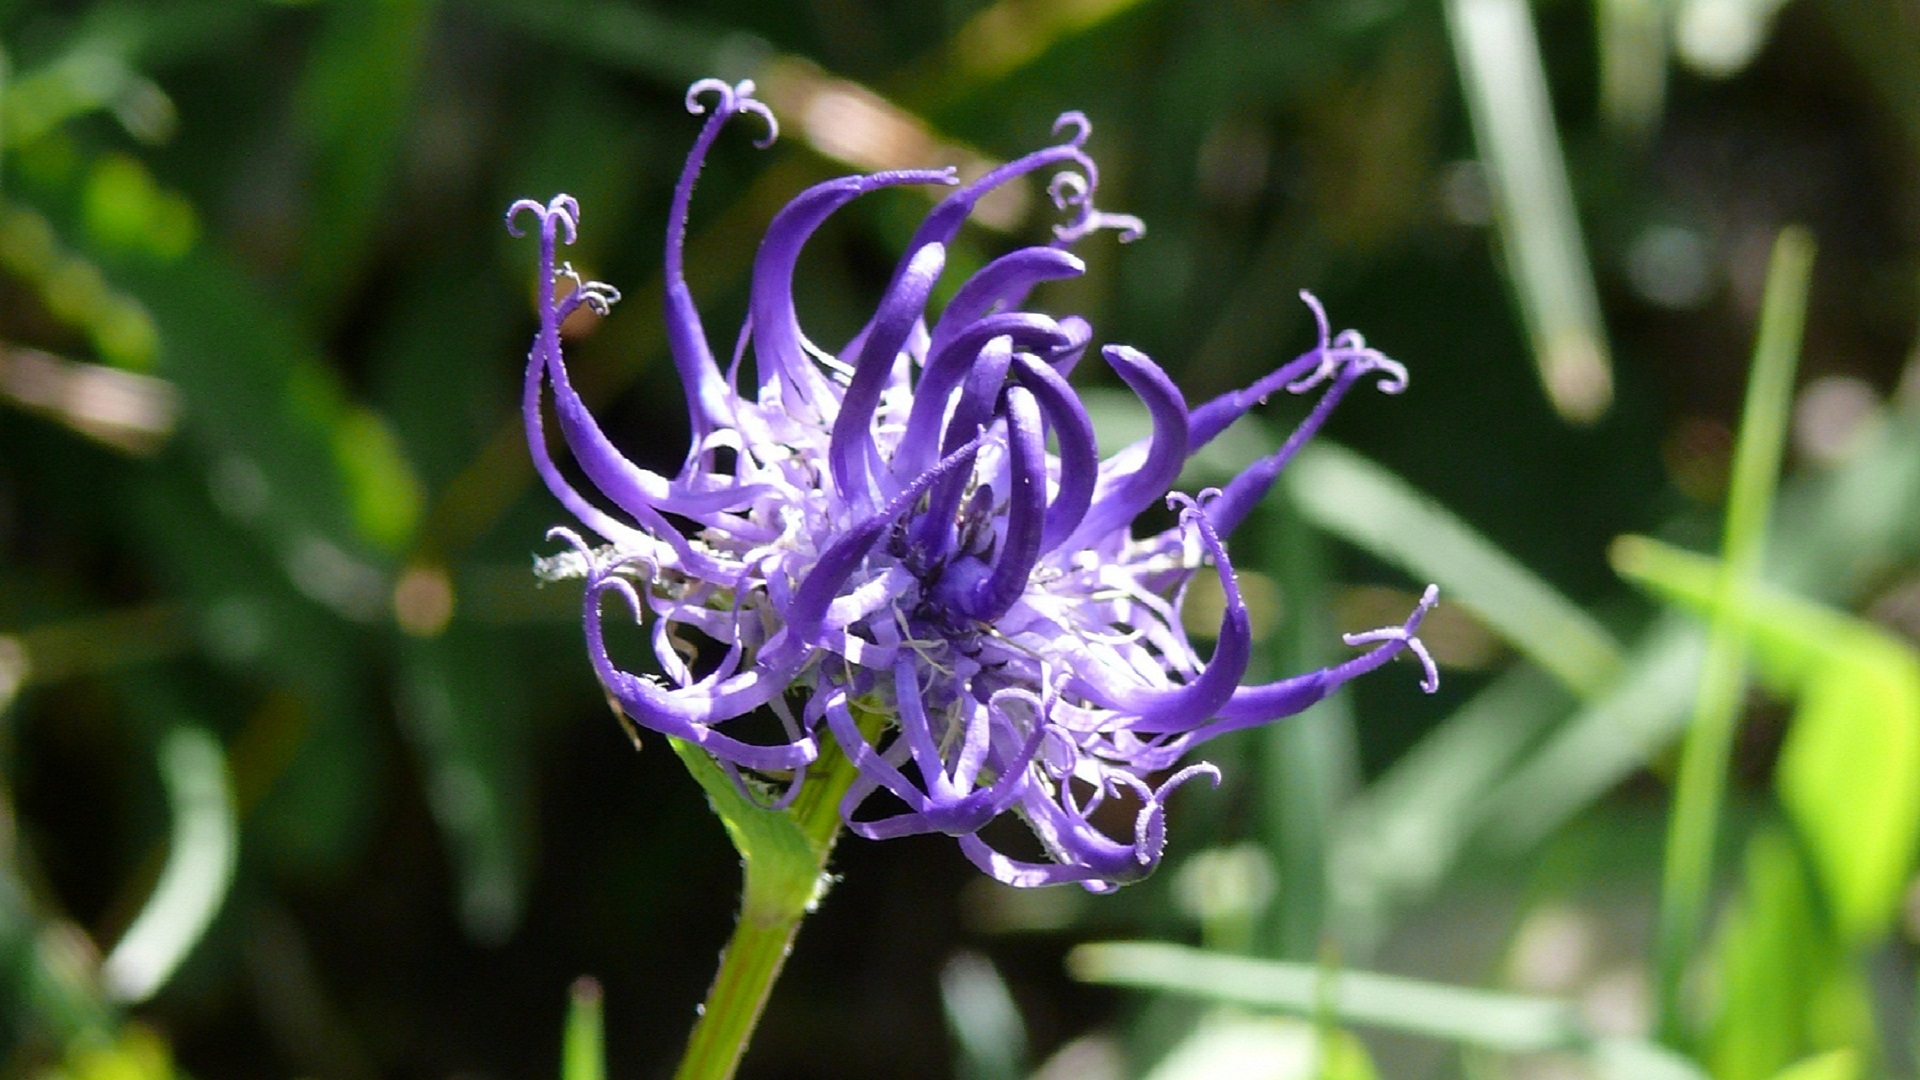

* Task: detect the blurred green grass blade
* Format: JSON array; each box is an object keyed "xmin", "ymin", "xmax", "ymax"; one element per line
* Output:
[
  {"xmin": 939, "ymin": 952, "xmax": 1027, "ymax": 1080},
  {"xmin": 1332, "ymin": 665, "xmax": 1569, "ymax": 948},
  {"xmin": 1473, "ymin": 616, "xmax": 1703, "ymax": 856},
  {"xmin": 1597, "ymin": 0, "xmax": 1668, "ymax": 140},
  {"xmin": 470, "ymin": 0, "xmax": 734, "ymax": 85},
  {"xmin": 289, "ymin": 0, "xmax": 434, "ymax": 326},
  {"xmin": 1769, "ymin": 1050, "xmax": 1860, "ymax": 1080},
  {"xmin": 562, "ymin": 977, "xmax": 605, "ymax": 1080},
  {"xmin": 1720, "ymin": 228, "xmax": 1814, "ymax": 581},
  {"xmin": 1260, "ymin": 502, "xmax": 1358, "ymax": 958},
  {"xmin": 1475, "ymin": 402, "xmax": 1920, "ymax": 864},
  {"xmin": 1617, "ymin": 536, "xmax": 1920, "ymax": 947},
  {"xmin": 1655, "ymin": 225, "xmax": 1812, "ymax": 1038},
  {"xmin": 1285, "ymin": 442, "xmax": 1624, "ymax": 697},
  {"xmin": 1072, "ymin": 941, "xmax": 1579, "ymax": 1053},
  {"xmin": 1070, "ymin": 942, "xmax": 1705, "ymax": 1078},
  {"xmin": 1712, "ymin": 831, "xmax": 1820, "ymax": 1080},
  {"xmin": 397, "ymin": 625, "xmax": 534, "ymax": 943},
  {"xmin": 100, "ymin": 726, "xmax": 237, "ymax": 1003},
  {"xmin": 1141, "ymin": 1012, "xmax": 1378, "ymax": 1080},
  {"xmin": 1444, "ymin": 0, "xmax": 1613, "ymax": 423}
]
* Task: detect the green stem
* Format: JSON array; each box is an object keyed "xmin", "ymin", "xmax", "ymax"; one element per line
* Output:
[
  {"xmin": 672, "ymin": 896, "xmax": 803, "ymax": 1080},
  {"xmin": 1653, "ymin": 226, "xmax": 1813, "ymax": 1046},
  {"xmin": 668, "ymin": 708, "xmax": 879, "ymax": 1080}
]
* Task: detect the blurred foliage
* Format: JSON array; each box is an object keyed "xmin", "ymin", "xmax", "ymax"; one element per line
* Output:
[{"xmin": 1, "ymin": 1, "xmax": 1919, "ymax": 1078}]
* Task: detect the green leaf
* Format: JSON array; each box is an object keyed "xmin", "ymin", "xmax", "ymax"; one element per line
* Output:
[
  {"xmin": 1779, "ymin": 654, "xmax": 1920, "ymax": 944},
  {"xmin": 1709, "ymin": 829, "xmax": 1833, "ymax": 1080},
  {"xmin": 667, "ymin": 738, "xmax": 821, "ymax": 913},
  {"xmin": 1616, "ymin": 536, "xmax": 1920, "ymax": 946},
  {"xmin": 1651, "ymin": 224, "xmax": 1813, "ymax": 1041}
]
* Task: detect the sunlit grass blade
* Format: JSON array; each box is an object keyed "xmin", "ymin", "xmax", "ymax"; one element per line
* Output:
[
  {"xmin": 1285, "ymin": 442, "xmax": 1624, "ymax": 697},
  {"xmin": 100, "ymin": 726, "xmax": 238, "ymax": 1003},
  {"xmin": 1069, "ymin": 942, "xmax": 1706, "ymax": 1079},
  {"xmin": 1597, "ymin": 0, "xmax": 1668, "ymax": 140},
  {"xmin": 562, "ymin": 977, "xmax": 606, "ymax": 1080},
  {"xmin": 1652, "ymin": 225, "xmax": 1813, "ymax": 1043},
  {"xmin": 1445, "ymin": 0, "xmax": 1613, "ymax": 422},
  {"xmin": 1474, "ymin": 616, "xmax": 1702, "ymax": 856},
  {"xmin": 1260, "ymin": 501, "xmax": 1359, "ymax": 958},
  {"xmin": 939, "ymin": 952, "xmax": 1028, "ymax": 1080},
  {"xmin": 1331, "ymin": 665, "xmax": 1570, "ymax": 948}
]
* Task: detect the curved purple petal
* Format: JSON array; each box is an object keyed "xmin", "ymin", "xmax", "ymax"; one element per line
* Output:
[
  {"xmin": 832, "ymin": 241, "xmax": 946, "ymax": 506},
  {"xmin": 1010, "ymin": 353, "xmax": 1097, "ymax": 552},
  {"xmin": 1071, "ymin": 505, "xmax": 1250, "ymax": 728},
  {"xmin": 962, "ymin": 385, "xmax": 1047, "ymax": 622},
  {"xmin": 1066, "ymin": 345, "xmax": 1190, "ymax": 548},
  {"xmin": 930, "ymin": 247, "xmax": 1084, "ymax": 356},
  {"xmin": 750, "ymin": 169, "xmax": 956, "ymax": 413},
  {"xmin": 896, "ymin": 312, "xmax": 1070, "ymax": 481}
]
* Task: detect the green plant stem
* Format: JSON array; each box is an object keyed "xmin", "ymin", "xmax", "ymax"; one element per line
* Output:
[
  {"xmin": 668, "ymin": 710, "xmax": 878, "ymax": 1080},
  {"xmin": 674, "ymin": 897, "xmax": 803, "ymax": 1080},
  {"xmin": 1653, "ymin": 226, "xmax": 1814, "ymax": 1045}
]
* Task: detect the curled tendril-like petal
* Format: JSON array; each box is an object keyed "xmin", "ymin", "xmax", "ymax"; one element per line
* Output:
[
  {"xmin": 1043, "ymin": 154, "xmax": 1145, "ymax": 244},
  {"xmin": 1047, "ymin": 170, "xmax": 1090, "ymax": 210},
  {"xmin": 555, "ymin": 262, "xmax": 623, "ymax": 317},
  {"xmin": 685, "ymin": 77, "xmax": 779, "ymax": 147},
  {"xmin": 1057, "ymin": 207, "xmax": 1146, "ymax": 245},
  {"xmin": 1052, "ymin": 111, "xmax": 1093, "ymax": 147},
  {"xmin": 685, "ymin": 78, "xmax": 738, "ymax": 114},
  {"xmin": 738, "ymin": 97, "xmax": 779, "ymax": 147},
  {"xmin": 505, "ymin": 195, "xmax": 580, "ymax": 243},
  {"xmin": 1131, "ymin": 762, "xmax": 1221, "ymax": 861},
  {"xmin": 1287, "ymin": 291, "xmax": 1408, "ymax": 395},
  {"xmin": 1341, "ymin": 584, "xmax": 1442, "ymax": 693}
]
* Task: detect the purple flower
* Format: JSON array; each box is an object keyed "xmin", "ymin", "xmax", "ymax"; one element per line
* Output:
[{"xmin": 512, "ymin": 78, "xmax": 1437, "ymax": 891}]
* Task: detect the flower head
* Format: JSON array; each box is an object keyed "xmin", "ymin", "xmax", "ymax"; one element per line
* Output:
[{"xmin": 512, "ymin": 78, "xmax": 1437, "ymax": 891}]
